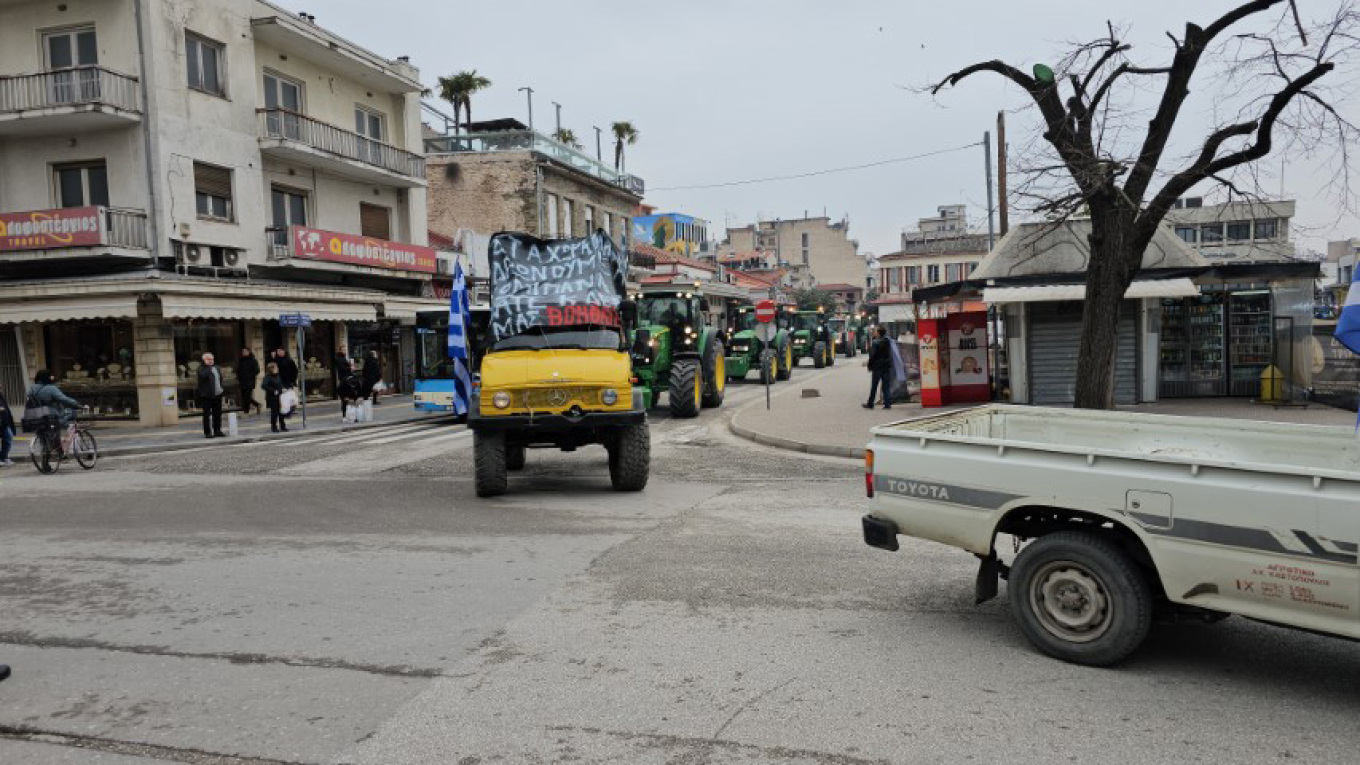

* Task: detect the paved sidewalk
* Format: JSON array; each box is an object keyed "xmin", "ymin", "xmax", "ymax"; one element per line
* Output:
[
  {"xmin": 8, "ymin": 394, "xmax": 452, "ymax": 458},
  {"xmin": 730, "ymin": 362, "xmax": 1358, "ymax": 459}
]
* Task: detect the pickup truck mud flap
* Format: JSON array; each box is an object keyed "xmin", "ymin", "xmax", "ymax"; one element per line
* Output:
[{"xmin": 861, "ymin": 515, "xmax": 899, "ymax": 552}]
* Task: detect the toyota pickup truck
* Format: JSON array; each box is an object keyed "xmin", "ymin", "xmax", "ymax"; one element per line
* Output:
[{"xmin": 862, "ymin": 405, "xmax": 1360, "ymax": 665}]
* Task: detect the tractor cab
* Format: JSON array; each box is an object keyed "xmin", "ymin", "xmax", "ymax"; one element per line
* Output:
[
  {"xmin": 630, "ymin": 288, "xmax": 726, "ymax": 417},
  {"xmin": 790, "ymin": 309, "xmax": 837, "ymax": 368}
]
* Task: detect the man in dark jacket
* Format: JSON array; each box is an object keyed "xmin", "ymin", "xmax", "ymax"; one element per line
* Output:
[
  {"xmin": 0, "ymin": 390, "xmax": 16, "ymax": 467},
  {"xmin": 196, "ymin": 353, "xmax": 227, "ymax": 438},
  {"xmin": 863, "ymin": 326, "xmax": 893, "ymax": 410},
  {"xmin": 275, "ymin": 348, "xmax": 300, "ymax": 389},
  {"xmin": 333, "ymin": 346, "xmax": 353, "ymax": 391},
  {"xmin": 236, "ymin": 348, "xmax": 261, "ymax": 415}
]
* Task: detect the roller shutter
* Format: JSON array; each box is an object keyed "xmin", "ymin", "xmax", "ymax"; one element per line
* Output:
[{"xmin": 1028, "ymin": 301, "xmax": 1138, "ymax": 406}]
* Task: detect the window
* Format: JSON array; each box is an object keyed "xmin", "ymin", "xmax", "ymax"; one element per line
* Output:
[
  {"xmin": 1174, "ymin": 226, "xmax": 1197, "ymax": 244},
  {"xmin": 269, "ymin": 186, "xmax": 308, "ymax": 248},
  {"xmin": 186, "ymin": 32, "xmax": 225, "ymax": 96},
  {"xmin": 801, "ymin": 232, "xmax": 809, "ymax": 247},
  {"xmin": 263, "ymin": 72, "xmax": 303, "ymax": 138},
  {"xmin": 43, "ymin": 27, "xmax": 99, "ymax": 103},
  {"xmin": 802, "ymin": 248, "xmax": 809, "ymax": 265},
  {"xmin": 545, "ymin": 194, "xmax": 559, "ymax": 236},
  {"xmin": 359, "ymin": 202, "xmax": 391, "ymax": 240},
  {"xmin": 906, "ymin": 265, "xmax": 920, "ymax": 285},
  {"xmin": 603, "ymin": 211, "xmax": 613, "ymax": 240},
  {"xmin": 54, "ymin": 161, "xmax": 109, "ymax": 208},
  {"xmin": 1199, "ymin": 223, "xmax": 1224, "ymax": 244},
  {"xmin": 355, "ymin": 107, "xmax": 386, "ymax": 164},
  {"xmin": 1255, "ymin": 218, "xmax": 1279, "ymax": 240},
  {"xmin": 193, "ymin": 162, "xmax": 233, "ymax": 221},
  {"xmin": 1226, "ymin": 220, "xmax": 1251, "ymax": 242},
  {"xmin": 968, "ymin": 261, "xmax": 979, "ymax": 275},
  {"xmin": 927, "ymin": 264, "xmax": 941, "ymax": 283},
  {"xmin": 583, "ymin": 205, "xmax": 595, "ymax": 234},
  {"xmin": 562, "ymin": 198, "xmax": 574, "ymax": 237},
  {"xmin": 946, "ymin": 263, "xmax": 963, "ymax": 282}
]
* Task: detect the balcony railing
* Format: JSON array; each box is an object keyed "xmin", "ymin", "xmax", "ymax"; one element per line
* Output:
[
  {"xmin": 0, "ymin": 67, "xmax": 141, "ymax": 115},
  {"xmin": 266, "ymin": 226, "xmax": 291, "ymax": 261},
  {"xmin": 258, "ymin": 108, "xmax": 425, "ymax": 179},
  {"xmin": 0, "ymin": 206, "xmax": 147, "ymax": 253},
  {"xmin": 424, "ymin": 130, "xmax": 645, "ymax": 196}
]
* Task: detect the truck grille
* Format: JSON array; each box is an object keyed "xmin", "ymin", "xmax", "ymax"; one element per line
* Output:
[{"xmin": 520, "ymin": 386, "xmax": 601, "ymax": 409}]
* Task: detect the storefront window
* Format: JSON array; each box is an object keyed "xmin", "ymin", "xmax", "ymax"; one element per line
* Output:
[
  {"xmin": 298, "ymin": 322, "xmax": 335, "ymax": 400},
  {"xmin": 43, "ymin": 321, "xmax": 138, "ymax": 419},
  {"xmin": 348, "ymin": 321, "xmax": 403, "ymax": 394},
  {"xmin": 174, "ymin": 321, "xmax": 245, "ymax": 413}
]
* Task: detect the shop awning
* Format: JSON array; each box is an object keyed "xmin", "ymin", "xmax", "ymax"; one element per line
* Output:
[
  {"xmin": 384, "ymin": 296, "xmax": 451, "ymax": 321},
  {"xmin": 983, "ymin": 278, "xmax": 1200, "ymax": 304},
  {"xmin": 159, "ymin": 295, "xmax": 378, "ymax": 322},
  {"xmin": 0, "ymin": 295, "xmax": 139, "ymax": 323}
]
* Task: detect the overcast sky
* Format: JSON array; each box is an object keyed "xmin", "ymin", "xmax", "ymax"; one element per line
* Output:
[{"xmin": 277, "ymin": 0, "xmax": 1360, "ymax": 257}]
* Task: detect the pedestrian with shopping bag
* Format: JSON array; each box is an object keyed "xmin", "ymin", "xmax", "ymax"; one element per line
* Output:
[
  {"xmin": 361, "ymin": 349, "xmax": 382, "ymax": 406},
  {"xmin": 262, "ymin": 362, "xmax": 288, "ymax": 433}
]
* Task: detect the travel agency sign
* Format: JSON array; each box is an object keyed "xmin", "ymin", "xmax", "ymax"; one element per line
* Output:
[
  {"xmin": 290, "ymin": 225, "xmax": 436, "ymax": 273},
  {"xmin": 0, "ymin": 207, "xmax": 105, "ymax": 251}
]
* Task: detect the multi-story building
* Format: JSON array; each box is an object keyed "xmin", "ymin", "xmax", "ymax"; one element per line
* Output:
[
  {"xmin": 714, "ymin": 215, "xmax": 861, "ymax": 289},
  {"xmin": 0, "ymin": 0, "xmax": 441, "ymax": 427},
  {"xmin": 1164, "ymin": 198, "xmax": 1296, "ymax": 263},
  {"xmin": 424, "ymin": 118, "xmax": 643, "ymax": 250},
  {"xmin": 1327, "ymin": 238, "xmax": 1359, "ymax": 287},
  {"xmin": 876, "ymin": 205, "xmax": 988, "ymax": 298}
]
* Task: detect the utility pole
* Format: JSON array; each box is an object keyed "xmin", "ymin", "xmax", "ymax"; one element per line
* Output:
[
  {"xmin": 997, "ymin": 111, "xmax": 1009, "ymax": 236},
  {"xmin": 983, "ymin": 131, "xmax": 995, "ymax": 251},
  {"xmin": 518, "ymin": 86, "xmax": 534, "ymax": 132},
  {"xmin": 552, "ymin": 101, "xmax": 562, "ymax": 135},
  {"xmin": 593, "ymin": 126, "xmax": 602, "ymax": 161}
]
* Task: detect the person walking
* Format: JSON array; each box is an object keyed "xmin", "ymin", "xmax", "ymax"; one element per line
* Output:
[
  {"xmin": 333, "ymin": 346, "xmax": 353, "ymax": 391},
  {"xmin": 275, "ymin": 347, "xmax": 299, "ymax": 390},
  {"xmin": 196, "ymin": 353, "xmax": 227, "ymax": 438},
  {"xmin": 236, "ymin": 348, "xmax": 261, "ymax": 415},
  {"xmin": 863, "ymin": 326, "xmax": 894, "ymax": 410},
  {"xmin": 262, "ymin": 362, "xmax": 288, "ymax": 433},
  {"xmin": 361, "ymin": 349, "xmax": 382, "ymax": 406},
  {"xmin": 0, "ymin": 390, "xmax": 16, "ymax": 467}
]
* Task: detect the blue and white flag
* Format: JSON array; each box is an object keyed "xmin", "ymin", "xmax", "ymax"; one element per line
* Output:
[
  {"xmin": 1337, "ymin": 268, "xmax": 1360, "ymax": 356},
  {"xmin": 448, "ymin": 261, "xmax": 473, "ymax": 416}
]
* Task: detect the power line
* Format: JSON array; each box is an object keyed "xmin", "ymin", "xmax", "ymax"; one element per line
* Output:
[{"xmin": 650, "ymin": 141, "xmax": 983, "ymax": 192}]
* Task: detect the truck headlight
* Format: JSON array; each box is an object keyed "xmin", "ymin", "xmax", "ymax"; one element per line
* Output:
[
  {"xmin": 492, "ymin": 391, "xmax": 512, "ymax": 409},
  {"xmin": 602, "ymin": 388, "xmax": 619, "ymax": 405}
]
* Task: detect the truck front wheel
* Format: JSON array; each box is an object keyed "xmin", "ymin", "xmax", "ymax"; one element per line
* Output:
[
  {"xmin": 473, "ymin": 430, "xmax": 509, "ymax": 497},
  {"xmin": 608, "ymin": 423, "xmax": 650, "ymax": 491},
  {"xmin": 1008, "ymin": 531, "xmax": 1152, "ymax": 666}
]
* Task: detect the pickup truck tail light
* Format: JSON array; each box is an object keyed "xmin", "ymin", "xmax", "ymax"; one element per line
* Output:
[{"xmin": 865, "ymin": 449, "xmax": 875, "ymax": 498}]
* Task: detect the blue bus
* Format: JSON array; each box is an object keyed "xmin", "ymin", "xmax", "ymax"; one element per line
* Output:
[{"xmin": 413, "ymin": 307, "xmax": 489, "ymax": 413}]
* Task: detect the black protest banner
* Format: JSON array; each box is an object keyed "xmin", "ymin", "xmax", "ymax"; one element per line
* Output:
[{"xmin": 488, "ymin": 231, "xmax": 629, "ymax": 341}]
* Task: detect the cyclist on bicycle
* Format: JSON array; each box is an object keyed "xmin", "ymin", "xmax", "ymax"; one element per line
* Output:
[{"xmin": 27, "ymin": 370, "xmax": 80, "ymax": 426}]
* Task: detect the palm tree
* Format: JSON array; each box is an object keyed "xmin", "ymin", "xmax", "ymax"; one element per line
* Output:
[
  {"xmin": 611, "ymin": 121, "xmax": 638, "ymax": 172},
  {"xmin": 552, "ymin": 128, "xmax": 581, "ymax": 149},
  {"xmin": 435, "ymin": 70, "xmax": 492, "ymax": 134}
]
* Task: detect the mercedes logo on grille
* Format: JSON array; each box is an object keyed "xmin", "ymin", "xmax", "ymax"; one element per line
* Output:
[{"xmin": 547, "ymin": 389, "xmax": 569, "ymax": 407}]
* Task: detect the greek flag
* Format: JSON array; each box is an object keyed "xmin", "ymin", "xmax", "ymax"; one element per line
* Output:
[
  {"xmin": 1337, "ymin": 268, "xmax": 1360, "ymax": 355},
  {"xmin": 448, "ymin": 261, "xmax": 472, "ymax": 416}
]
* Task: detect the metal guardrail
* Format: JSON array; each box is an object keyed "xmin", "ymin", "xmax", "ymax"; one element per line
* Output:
[
  {"xmin": 424, "ymin": 130, "xmax": 645, "ymax": 195},
  {"xmin": 105, "ymin": 208, "xmax": 148, "ymax": 249},
  {"xmin": 258, "ymin": 108, "xmax": 425, "ymax": 179},
  {"xmin": 265, "ymin": 226, "xmax": 291, "ymax": 260},
  {"xmin": 0, "ymin": 67, "xmax": 141, "ymax": 114}
]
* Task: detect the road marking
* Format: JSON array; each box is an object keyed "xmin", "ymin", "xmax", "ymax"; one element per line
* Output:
[
  {"xmin": 363, "ymin": 426, "xmax": 459, "ymax": 445},
  {"xmin": 305, "ymin": 423, "xmax": 434, "ymax": 446},
  {"xmin": 407, "ymin": 429, "xmax": 471, "ymax": 446}
]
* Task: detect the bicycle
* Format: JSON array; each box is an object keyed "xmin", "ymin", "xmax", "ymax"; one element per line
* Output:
[{"xmin": 29, "ymin": 416, "xmax": 97, "ymax": 474}]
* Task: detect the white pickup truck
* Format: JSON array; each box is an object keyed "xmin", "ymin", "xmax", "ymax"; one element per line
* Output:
[{"xmin": 862, "ymin": 405, "xmax": 1360, "ymax": 665}]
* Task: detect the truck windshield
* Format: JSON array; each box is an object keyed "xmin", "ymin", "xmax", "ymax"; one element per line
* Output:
[
  {"xmin": 493, "ymin": 327, "xmax": 622, "ymax": 352},
  {"xmin": 638, "ymin": 297, "xmax": 692, "ymax": 326},
  {"xmin": 734, "ymin": 311, "xmax": 758, "ymax": 332},
  {"xmin": 827, "ymin": 319, "xmax": 845, "ymax": 331},
  {"xmin": 794, "ymin": 314, "xmax": 821, "ymax": 331}
]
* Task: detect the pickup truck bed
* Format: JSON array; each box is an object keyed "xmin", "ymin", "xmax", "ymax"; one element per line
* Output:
[{"xmin": 863, "ymin": 405, "xmax": 1360, "ymax": 665}]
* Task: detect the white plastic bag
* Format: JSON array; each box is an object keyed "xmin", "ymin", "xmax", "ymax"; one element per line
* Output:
[
  {"xmin": 343, "ymin": 405, "xmax": 358, "ymax": 423},
  {"xmin": 359, "ymin": 399, "xmax": 374, "ymax": 422},
  {"xmin": 227, "ymin": 412, "xmax": 239, "ymax": 436},
  {"xmin": 279, "ymin": 388, "xmax": 298, "ymax": 415}
]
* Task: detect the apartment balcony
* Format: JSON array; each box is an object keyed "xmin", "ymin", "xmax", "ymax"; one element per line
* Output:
[
  {"xmin": 425, "ymin": 130, "xmax": 645, "ymax": 197},
  {"xmin": 0, "ymin": 206, "xmax": 149, "ymax": 261},
  {"xmin": 0, "ymin": 67, "xmax": 142, "ymax": 136},
  {"xmin": 257, "ymin": 109, "xmax": 426, "ymax": 187},
  {"xmin": 265, "ymin": 225, "xmax": 436, "ymax": 277}
]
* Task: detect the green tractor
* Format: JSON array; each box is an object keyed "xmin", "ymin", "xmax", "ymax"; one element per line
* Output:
[
  {"xmin": 826, "ymin": 316, "xmax": 859, "ymax": 358},
  {"xmin": 790, "ymin": 309, "xmax": 837, "ymax": 368},
  {"xmin": 629, "ymin": 288, "xmax": 725, "ymax": 417},
  {"xmin": 724, "ymin": 305, "xmax": 793, "ymax": 383}
]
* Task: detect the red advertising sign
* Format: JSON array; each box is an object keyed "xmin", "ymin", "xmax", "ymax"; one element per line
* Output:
[
  {"xmin": 0, "ymin": 207, "xmax": 105, "ymax": 252},
  {"xmin": 290, "ymin": 225, "xmax": 436, "ymax": 273},
  {"xmin": 755, "ymin": 299, "xmax": 776, "ymax": 323}
]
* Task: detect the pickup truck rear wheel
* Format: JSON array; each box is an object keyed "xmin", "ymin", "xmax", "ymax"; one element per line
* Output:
[
  {"xmin": 473, "ymin": 430, "xmax": 508, "ymax": 497},
  {"xmin": 1009, "ymin": 531, "xmax": 1152, "ymax": 666}
]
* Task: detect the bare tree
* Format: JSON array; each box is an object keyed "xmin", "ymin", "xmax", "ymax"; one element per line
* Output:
[{"xmin": 931, "ymin": 0, "xmax": 1358, "ymax": 409}]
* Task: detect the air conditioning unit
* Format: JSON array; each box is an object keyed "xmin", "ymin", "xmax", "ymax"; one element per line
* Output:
[
  {"xmin": 436, "ymin": 258, "xmax": 454, "ymax": 275},
  {"xmin": 184, "ymin": 244, "xmax": 203, "ymax": 263}
]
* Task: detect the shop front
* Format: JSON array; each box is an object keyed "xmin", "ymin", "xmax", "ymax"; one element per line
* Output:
[
  {"xmin": 346, "ymin": 321, "xmax": 404, "ymax": 393},
  {"xmin": 44, "ymin": 319, "xmax": 140, "ymax": 419},
  {"xmin": 1158, "ymin": 289, "xmax": 1273, "ymax": 398}
]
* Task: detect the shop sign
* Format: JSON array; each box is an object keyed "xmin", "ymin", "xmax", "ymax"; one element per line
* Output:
[
  {"xmin": 0, "ymin": 206, "xmax": 105, "ymax": 251},
  {"xmin": 290, "ymin": 225, "xmax": 437, "ymax": 274}
]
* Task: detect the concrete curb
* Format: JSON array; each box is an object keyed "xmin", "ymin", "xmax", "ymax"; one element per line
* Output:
[
  {"xmin": 726, "ymin": 366, "xmax": 865, "ymax": 461},
  {"xmin": 98, "ymin": 413, "xmax": 455, "ymax": 458}
]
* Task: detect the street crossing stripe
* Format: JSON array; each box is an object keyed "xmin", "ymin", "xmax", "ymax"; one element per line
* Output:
[
  {"xmin": 312, "ymin": 423, "xmax": 437, "ymax": 445},
  {"xmin": 256, "ymin": 422, "xmax": 438, "ymax": 447},
  {"xmin": 408, "ymin": 430, "xmax": 472, "ymax": 446},
  {"xmin": 364, "ymin": 427, "xmax": 463, "ymax": 445}
]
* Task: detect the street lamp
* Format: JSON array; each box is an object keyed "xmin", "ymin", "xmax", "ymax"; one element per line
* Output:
[
  {"xmin": 552, "ymin": 101, "xmax": 562, "ymax": 135},
  {"xmin": 518, "ymin": 86, "xmax": 534, "ymax": 132},
  {"xmin": 593, "ymin": 126, "xmax": 603, "ymax": 161}
]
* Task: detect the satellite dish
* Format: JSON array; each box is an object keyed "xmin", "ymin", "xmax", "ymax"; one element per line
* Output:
[{"xmin": 1033, "ymin": 64, "xmax": 1056, "ymax": 86}]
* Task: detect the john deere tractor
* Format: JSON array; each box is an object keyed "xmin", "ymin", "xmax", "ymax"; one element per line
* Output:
[
  {"xmin": 790, "ymin": 309, "xmax": 836, "ymax": 368},
  {"xmin": 826, "ymin": 316, "xmax": 858, "ymax": 358},
  {"xmin": 630, "ymin": 287, "xmax": 725, "ymax": 417},
  {"xmin": 725, "ymin": 305, "xmax": 793, "ymax": 383}
]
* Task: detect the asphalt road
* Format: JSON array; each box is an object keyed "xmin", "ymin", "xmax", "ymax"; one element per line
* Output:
[{"xmin": 0, "ymin": 368, "xmax": 1358, "ymax": 764}]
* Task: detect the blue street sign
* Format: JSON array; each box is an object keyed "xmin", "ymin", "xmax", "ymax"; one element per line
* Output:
[{"xmin": 279, "ymin": 313, "xmax": 312, "ymax": 328}]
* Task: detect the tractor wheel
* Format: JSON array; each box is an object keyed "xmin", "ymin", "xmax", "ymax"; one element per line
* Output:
[
  {"xmin": 776, "ymin": 339, "xmax": 793, "ymax": 381},
  {"xmin": 506, "ymin": 445, "xmax": 526, "ymax": 471},
  {"xmin": 701, "ymin": 339, "xmax": 726, "ymax": 409},
  {"xmin": 473, "ymin": 430, "xmax": 508, "ymax": 497},
  {"xmin": 813, "ymin": 341, "xmax": 827, "ymax": 369},
  {"xmin": 669, "ymin": 358, "xmax": 701, "ymax": 418},
  {"xmin": 826, "ymin": 340, "xmax": 836, "ymax": 366},
  {"xmin": 608, "ymin": 422, "xmax": 650, "ymax": 492},
  {"xmin": 759, "ymin": 351, "xmax": 777, "ymax": 384}
]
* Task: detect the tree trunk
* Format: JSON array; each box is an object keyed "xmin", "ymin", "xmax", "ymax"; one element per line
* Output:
[
  {"xmin": 1073, "ymin": 213, "xmax": 1141, "ymax": 410},
  {"xmin": 615, "ymin": 142, "xmax": 623, "ymax": 171}
]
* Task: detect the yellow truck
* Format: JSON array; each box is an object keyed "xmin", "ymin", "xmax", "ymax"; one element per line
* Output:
[{"xmin": 468, "ymin": 232, "xmax": 649, "ymax": 497}]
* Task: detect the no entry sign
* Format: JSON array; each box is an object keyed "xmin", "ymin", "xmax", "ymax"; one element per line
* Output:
[{"xmin": 755, "ymin": 300, "xmax": 776, "ymax": 323}]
